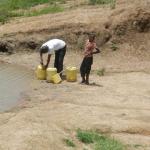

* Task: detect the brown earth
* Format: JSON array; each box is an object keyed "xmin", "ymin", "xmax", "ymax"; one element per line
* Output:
[{"xmin": 0, "ymin": 0, "xmax": 150, "ymax": 149}]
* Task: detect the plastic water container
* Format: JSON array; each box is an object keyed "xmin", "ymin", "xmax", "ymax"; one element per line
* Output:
[
  {"xmin": 35, "ymin": 65, "xmax": 46, "ymax": 80},
  {"xmin": 52, "ymin": 73, "xmax": 62, "ymax": 84},
  {"xmin": 66, "ymin": 67, "xmax": 77, "ymax": 82},
  {"xmin": 46, "ymin": 68, "xmax": 57, "ymax": 82}
]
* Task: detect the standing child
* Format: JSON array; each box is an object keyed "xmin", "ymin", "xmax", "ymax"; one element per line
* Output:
[{"xmin": 80, "ymin": 34, "xmax": 100, "ymax": 85}]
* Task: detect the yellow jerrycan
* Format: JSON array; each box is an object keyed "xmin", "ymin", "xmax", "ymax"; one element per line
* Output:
[
  {"xmin": 66, "ymin": 67, "xmax": 77, "ymax": 82},
  {"xmin": 35, "ymin": 65, "xmax": 46, "ymax": 80},
  {"xmin": 52, "ymin": 73, "xmax": 62, "ymax": 84},
  {"xmin": 46, "ymin": 68, "xmax": 57, "ymax": 83}
]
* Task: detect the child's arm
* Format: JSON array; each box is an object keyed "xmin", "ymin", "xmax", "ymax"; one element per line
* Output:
[{"xmin": 92, "ymin": 48, "xmax": 100, "ymax": 55}]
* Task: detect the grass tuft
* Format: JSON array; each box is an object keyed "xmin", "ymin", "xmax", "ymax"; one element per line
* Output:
[
  {"xmin": 89, "ymin": 0, "xmax": 116, "ymax": 6},
  {"xmin": 64, "ymin": 138, "xmax": 76, "ymax": 147},
  {"xmin": 77, "ymin": 129, "xmax": 94, "ymax": 144},
  {"xmin": 97, "ymin": 68, "xmax": 105, "ymax": 76},
  {"xmin": 110, "ymin": 41, "xmax": 118, "ymax": 51},
  {"xmin": 95, "ymin": 137, "xmax": 125, "ymax": 150},
  {"xmin": 25, "ymin": 5, "xmax": 64, "ymax": 17},
  {"xmin": 77, "ymin": 129, "xmax": 125, "ymax": 150}
]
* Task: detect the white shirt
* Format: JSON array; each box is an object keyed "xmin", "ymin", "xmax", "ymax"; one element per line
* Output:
[{"xmin": 41, "ymin": 39, "xmax": 66, "ymax": 54}]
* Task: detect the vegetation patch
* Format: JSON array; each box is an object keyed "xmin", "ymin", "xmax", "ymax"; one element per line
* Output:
[
  {"xmin": 110, "ymin": 41, "xmax": 118, "ymax": 51},
  {"xmin": 77, "ymin": 129, "xmax": 94, "ymax": 144},
  {"xmin": 64, "ymin": 138, "xmax": 76, "ymax": 147},
  {"xmin": 1, "ymin": 0, "xmax": 65, "ymax": 10},
  {"xmin": 24, "ymin": 5, "xmax": 64, "ymax": 17},
  {"xmin": 77, "ymin": 129, "xmax": 126, "ymax": 150},
  {"xmin": 0, "ymin": 0, "xmax": 65, "ymax": 23},
  {"xmin": 89, "ymin": 0, "xmax": 116, "ymax": 5},
  {"xmin": 97, "ymin": 68, "xmax": 105, "ymax": 76}
]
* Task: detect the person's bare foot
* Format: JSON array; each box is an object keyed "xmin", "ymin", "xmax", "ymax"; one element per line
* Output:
[
  {"xmin": 85, "ymin": 81, "xmax": 89, "ymax": 85},
  {"xmin": 80, "ymin": 80, "xmax": 85, "ymax": 84}
]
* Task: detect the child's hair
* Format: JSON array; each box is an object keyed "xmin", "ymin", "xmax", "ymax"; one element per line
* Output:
[
  {"xmin": 88, "ymin": 33, "xmax": 96, "ymax": 41},
  {"xmin": 40, "ymin": 45, "xmax": 49, "ymax": 53}
]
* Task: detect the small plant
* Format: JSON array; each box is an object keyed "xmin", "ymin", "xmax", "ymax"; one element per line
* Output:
[
  {"xmin": 64, "ymin": 138, "xmax": 76, "ymax": 147},
  {"xmin": 95, "ymin": 136, "xmax": 125, "ymax": 150},
  {"xmin": 77, "ymin": 130, "xmax": 125, "ymax": 150},
  {"xmin": 77, "ymin": 129, "xmax": 94, "ymax": 144},
  {"xmin": 97, "ymin": 68, "xmax": 105, "ymax": 76},
  {"xmin": 110, "ymin": 42, "xmax": 118, "ymax": 51}
]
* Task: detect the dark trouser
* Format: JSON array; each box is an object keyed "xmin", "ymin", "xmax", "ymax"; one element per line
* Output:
[
  {"xmin": 80, "ymin": 57, "xmax": 93, "ymax": 78},
  {"xmin": 54, "ymin": 45, "xmax": 66, "ymax": 74}
]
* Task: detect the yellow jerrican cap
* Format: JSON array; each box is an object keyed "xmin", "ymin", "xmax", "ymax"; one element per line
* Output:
[{"xmin": 38, "ymin": 65, "xmax": 43, "ymax": 69}]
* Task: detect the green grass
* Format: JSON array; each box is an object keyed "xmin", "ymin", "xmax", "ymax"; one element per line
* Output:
[
  {"xmin": 97, "ymin": 68, "xmax": 105, "ymax": 76},
  {"xmin": 25, "ymin": 5, "xmax": 64, "ymax": 17},
  {"xmin": 95, "ymin": 137, "xmax": 125, "ymax": 150},
  {"xmin": 0, "ymin": 0, "xmax": 64, "ymax": 10},
  {"xmin": 77, "ymin": 129, "xmax": 125, "ymax": 150},
  {"xmin": 110, "ymin": 41, "xmax": 118, "ymax": 51},
  {"xmin": 0, "ymin": 0, "xmax": 65, "ymax": 23},
  {"xmin": 89, "ymin": 0, "xmax": 116, "ymax": 6},
  {"xmin": 64, "ymin": 138, "xmax": 76, "ymax": 147},
  {"xmin": 77, "ymin": 129, "xmax": 94, "ymax": 144}
]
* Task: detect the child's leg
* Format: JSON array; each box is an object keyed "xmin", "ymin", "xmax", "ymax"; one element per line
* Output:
[
  {"xmin": 85, "ymin": 73, "xmax": 90, "ymax": 85},
  {"xmin": 80, "ymin": 58, "xmax": 86, "ymax": 83},
  {"xmin": 85, "ymin": 66, "xmax": 91, "ymax": 85},
  {"xmin": 85, "ymin": 57, "xmax": 93, "ymax": 85}
]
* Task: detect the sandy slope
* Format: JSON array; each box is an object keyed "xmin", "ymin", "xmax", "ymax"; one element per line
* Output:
[{"xmin": 0, "ymin": 71, "xmax": 150, "ymax": 150}]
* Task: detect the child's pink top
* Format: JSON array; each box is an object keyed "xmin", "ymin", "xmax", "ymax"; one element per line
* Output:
[{"xmin": 84, "ymin": 40, "xmax": 97, "ymax": 57}]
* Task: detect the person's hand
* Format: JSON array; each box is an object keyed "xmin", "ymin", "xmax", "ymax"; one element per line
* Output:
[
  {"xmin": 43, "ymin": 64, "xmax": 48, "ymax": 70},
  {"xmin": 40, "ymin": 61, "xmax": 43, "ymax": 66}
]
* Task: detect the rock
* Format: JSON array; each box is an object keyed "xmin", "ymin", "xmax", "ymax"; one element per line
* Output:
[{"xmin": 0, "ymin": 40, "xmax": 13, "ymax": 53}]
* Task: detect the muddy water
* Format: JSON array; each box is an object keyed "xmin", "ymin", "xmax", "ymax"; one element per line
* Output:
[{"xmin": 0, "ymin": 63, "xmax": 33, "ymax": 112}]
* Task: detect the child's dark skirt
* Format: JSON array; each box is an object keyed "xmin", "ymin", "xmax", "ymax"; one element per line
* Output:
[{"xmin": 80, "ymin": 57, "xmax": 93, "ymax": 77}]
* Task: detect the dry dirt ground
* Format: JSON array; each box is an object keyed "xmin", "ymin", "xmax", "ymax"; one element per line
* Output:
[{"xmin": 0, "ymin": 0, "xmax": 150, "ymax": 150}]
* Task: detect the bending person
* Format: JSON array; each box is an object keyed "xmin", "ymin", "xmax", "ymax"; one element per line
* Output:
[{"xmin": 40, "ymin": 39, "xmax": 66, "ymax": 76}]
